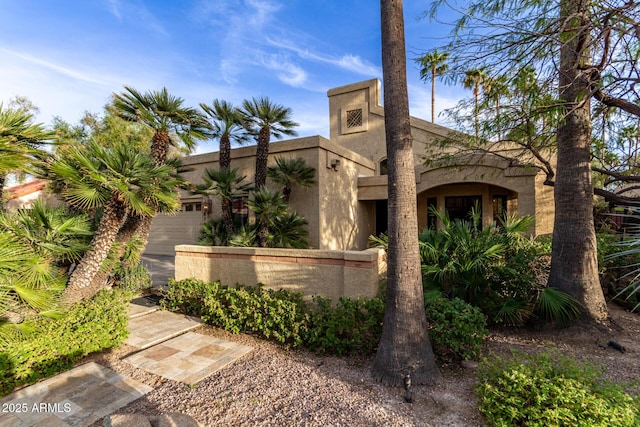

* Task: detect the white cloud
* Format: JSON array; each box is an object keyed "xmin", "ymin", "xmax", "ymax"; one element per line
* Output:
[
  {"xmin": 106, "ymin": 0, "xmax": 122, "ymax": 21},
  {"xmin": 260, "ymin": 54, "xmax": 307, "ymax": 87},
  {"xmin": 265, "ymin": 37, "xmax": 381, "ymax": 78},
  {"xmin": 0, "ymin": 47, "xmax": 111, "ymax": 86}
]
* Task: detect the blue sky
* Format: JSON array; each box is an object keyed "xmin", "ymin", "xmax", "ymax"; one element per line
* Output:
[{"xmin": 0, "ymin": 0, "xmax": 467, "ymax": 153}]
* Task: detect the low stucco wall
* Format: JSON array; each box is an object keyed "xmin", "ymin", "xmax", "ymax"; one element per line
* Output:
[{"xmin": 174, "ymin": 245, "xmax": 386, "ymax": 301}]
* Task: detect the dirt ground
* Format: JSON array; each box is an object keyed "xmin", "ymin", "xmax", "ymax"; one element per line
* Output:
[
  {"xmin": 424, "ymin": 302, "xmax": 640, "ymax": 426},
  {"xmin": 88, "ymin": 302, "xmax": 640, "ymax": 426}
]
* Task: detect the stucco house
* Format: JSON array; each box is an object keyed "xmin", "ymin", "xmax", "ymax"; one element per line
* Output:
[{"xmin": 145, "ymin": 79, "xmax": 555, "ymax": 257}]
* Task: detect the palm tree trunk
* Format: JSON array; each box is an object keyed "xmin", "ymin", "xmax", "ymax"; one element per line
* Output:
[
  {"xmin": 221, "ymin": 197, "xmax": 233, "ymax": 243},
  {"xmin": 63, "ymin": 199, "xmax": 126, "ymax": 305},
  {"xmin": 151, "ymin": 131, "xmax": 171, "ymax": 165},
  {"xmin": 548, "ymin": 0, "xmax": 607, "ymax": 323},
  {"xmin": 431, "ymin": 67, "xmax": 436, "ymax": 123},
  {"xmin": 219, "ymin": 134, "xmax": 231, "ymax": 171},
  {"xmin": 254, "ymin": 127, "xmax": 270, "ymax": 189},
  {"xmin": 219, "ymin": 134, "xmax": 234, "ymax": 233},
  {"xmin": 372, "ymin": 0, "xmax": 440, "ymax": 387}
]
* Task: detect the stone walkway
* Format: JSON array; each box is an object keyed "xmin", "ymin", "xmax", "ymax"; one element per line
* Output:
[{"xmin": 0, "ymin": 299, "xmax": 252, "ymax": 427}]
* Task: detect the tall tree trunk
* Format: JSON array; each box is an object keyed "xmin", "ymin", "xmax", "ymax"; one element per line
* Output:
[
  {"xmin": 64, "ymin": 199, "xmax": 126, "ymax": 305},
  {"xmin": 221, "ymin": 197, "xmax": 233, "ymax": 243},
  {"xmin": 219, "ymin": 134, "xmax": 234, "ymax": 237},
  {"xmin": 254, "ymin": 127, "xmax": 270, "ymax": 189},
  {"xmin": 219, "ymin": 133, "xmax": 231, "ymax": 171},
  {"xmin": 151, "ymin": 131, "xmax": 171, "ymax": 166},
  {"xmin": 371, "ymin": 0, "xmax": 440, "ymax": 387},
  {"xmin": 431, "ymin": 67, "xmax": 436, "ymax": 123},
  {"xmin": 548, "ymin": 0, "xmax": 608, "ymax": 323}
]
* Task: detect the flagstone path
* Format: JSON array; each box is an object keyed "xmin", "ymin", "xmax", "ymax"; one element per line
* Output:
[{"xmin": 0, "ymin": 298, "xmax": 253, "ymax": 426}]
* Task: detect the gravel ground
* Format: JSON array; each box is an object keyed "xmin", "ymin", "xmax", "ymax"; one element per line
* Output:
[{"xmin": 86, "ymin": 303, "xmax": 640, "ymax": 427}]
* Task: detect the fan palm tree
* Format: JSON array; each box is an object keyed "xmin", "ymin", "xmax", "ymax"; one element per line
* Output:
[
  {"xmin": 0, "ymin": 105, "xmax": 51, "ymax": 198},
  {"xmin": 240, "ymin": 97, "xmax": 298, "ymax": 189},
  {"xmin": 112, "ymin": 86, "xmax": 209, "ymax": 165},
  {"xmin": 111, "ymin": 86, "xmax": 208, "ymax": 257},
  {"xmin": 200, "ymin": 99, "xmax": 249, "ymax": 171},
  {"xmin": 266, "ymin": 157, "xmax": 315, "ymax": 203},
  {"xmin": 463, "ymin": 68, "xmax": 488, "ymax": 139},
  {"xmin": 0, "ymin": 199, "xmax": 92, "ymax": 266},
  {"xmin": 482, "ymin": 74, "xmax": 509, "ymax": 141},
  {"xmin": 416, "ymin": 49, "xmax": 449, "ymax": 123},
  {"xmin": 194, "ymin": 168, "xmax": 252, "ymax": 244},
  {"xmin": 46, "ymin": 140, "xmax": 181, "ymax": 304},
  {"xmin": 0, "ymin": 231, "xmax": 67, "ymax": 347},
  {"xmin": 247, "ymin": 189, "xmax": 288, "ymax": 247},
  {"xmin": 372, "ymin": 0, "xmax": 440, "ymax": 386}
]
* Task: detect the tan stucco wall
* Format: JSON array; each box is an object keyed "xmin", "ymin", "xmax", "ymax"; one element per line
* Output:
[
  {"xmin": 146, "ymin": 136, "xmax": 376, "ymax": 255},
  {"xmin": 174, "ymin": 245, "xmax": 386, "ymax": 301},
  {"xmin": 328, "ymin": 79, "xmax": 555, "ymax": 237},
  {"xmin": 146, "ymin": 79, "xmax": 557, "ymax": 256}
]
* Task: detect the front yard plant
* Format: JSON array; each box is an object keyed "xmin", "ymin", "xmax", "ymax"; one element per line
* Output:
[
  {"xmin": 0, "ymin": 288, "xmax": 130, "ymax": 396},
  {"xmin": 162, "ymin": 278, "xmax": 487, "ymax": 360},
  {"xmin": 477, "ymin": 350, "xmax": 640, "ymax": 427}
]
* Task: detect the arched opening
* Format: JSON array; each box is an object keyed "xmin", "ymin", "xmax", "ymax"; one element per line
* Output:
[
  {"xmin": 417, "ymin": 183, "xmax": 518, "ymax": 230},
  {"xmin": 379, "ymin": 158, "xmax": 388, "ymax": 175}
]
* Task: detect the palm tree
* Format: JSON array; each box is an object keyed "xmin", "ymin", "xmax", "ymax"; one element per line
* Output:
[
  {"xmin": 0, "ymin": 201, "xmax": 93, "ymax": 345},
  {"xmin": 240, "ymin": 97, "xmax": 298, "ymax": 189},
  {"xmin": 372, "ymin": 0, "xmax": 440, "ymax": 386},
  {"xmin": 266, "ymin": 157, "xmax": 315, "ymax": 203},
  {"xmin": 200, "ymin": 99, "xmax": 249, "ymax": 171},
  {"xmin": 0, "ymin": 199, "xmax": 92, "ymax": 266},
  {"xmin": 482, "ymin": 74, "xmax": 509, "ymax": 141},
  {"xmin": 548, "ymin": 0, "xmax": 608, "ymax": 323},
  {"xmin": 113, "ymin": 86, "xmax": 209, "ymax": 165},
  {"xmin": 112, "ymin": 87, "xmax": 208, "ymax": 257},
  {"xmin": 0, "ymin": 105, "xmax": 51, "ymax": 199},
  {"xmin": 46, "ymin": 140, "xmax": 181, "ymax": 304},
  {"xmin": 416, "ymin": 49, "xmax": 449, "ymax": 123},
  {"xmin": 194, "ymin": 168, "xmax": 252, "ymax": 244},
  {"xmin": 247, "ymin": 189, "xmax": 288, "ymax": 247},
  {"xmin": 0, "ymin": 231, "xmax": 66, "ymax": 346},
  {"xmin": 463, "ymin": 68, "xmax": 488, "ymax": 139}
]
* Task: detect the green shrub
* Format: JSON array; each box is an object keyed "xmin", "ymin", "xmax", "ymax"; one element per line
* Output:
[
  {"xmin": 162, "ymin": 278, "xmax": 308, "ymax": 347},
  {"xmin": 164, "ymin": 278, "xmax": 488, "ymax": 359},
  {"xmin": 424, "ymin": 293, "xmax": 488, "ymax": 360},
  {"xmin": 477, "ymin": 351, "xmax": 640, "ymax": 426},
  {"xmin": 304, "ymin": 296, "xmax": 385, "ymax": 355},
  {"xmin": 0, "ymin": 288, "xmax": 130, "ymax": 396},
  {"xmin": 113, "ymin": 263, "xmax": 152, "ymax": 293}
]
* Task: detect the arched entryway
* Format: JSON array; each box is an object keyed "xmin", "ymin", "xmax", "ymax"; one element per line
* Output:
[{"xmin": 417, "ymin": 182, "xmax": 518, "ymax": 230}]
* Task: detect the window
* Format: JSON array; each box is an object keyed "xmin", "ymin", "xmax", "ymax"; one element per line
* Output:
[
  {"xmin": 340, "ymin": 103, "xmax": 368, "ymax": 134},
  {"xmin": 427, "ymin": 197, "xmax": 438, "ymax": 230},
  {"xmin": 379, "ymin": 159, "xmax": 388, "ymax": 175},
  {"xmin": 445, "ymin": 195, "xmax": 482, "ymax": 229},
  {"xmin": 492, "ymin": 195, "xmax": 508, "ymax": 224},
  {"xmin": 232, "ymin": 197, "xmax": 249, "ymax": 226},
  {"xmin": 346, "ymin": 108, "xmax": 363, "ymax": 128}
]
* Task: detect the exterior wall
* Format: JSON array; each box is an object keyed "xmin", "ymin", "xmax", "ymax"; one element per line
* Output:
[
  {"xmin": 146, "ymin": 78, "xmax": 557, "ymax": 256},
  {"xmin": 145, "ymin": 136, "xmax": 375, "ymax": 255},
  {"xmin": 328, "ymin": 79, "xmax": 555, "ymax": 237},
  {"xmin": 174, "ymin": 245, "xmax": 386, "ymax": 301}
]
